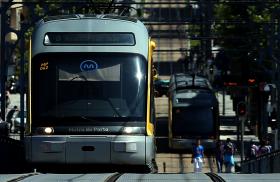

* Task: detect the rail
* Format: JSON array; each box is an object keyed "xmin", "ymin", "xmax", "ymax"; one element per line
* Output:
[
  {"xmin": 241, "ymin": 150, "xmax": 280, "ymax": 173},
  {"xmin": 104, "ymin": 173, "xmax": 123, "ymax": 182},
  {"xmin": 206, "ymin": 173, "xmax": 226, "ymax": 182}
]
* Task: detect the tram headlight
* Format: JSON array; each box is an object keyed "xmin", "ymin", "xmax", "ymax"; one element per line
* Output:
[
  {"xmin": 43, "ymin": 127, "xmax": 54, "ymax": 134},
  {"xmin": 122, "ymin": 127, "xmax": 142, "ymax": 135},
  {"xmin": 123, "ymin": 127, "xmax": 133, "ymax": 134}
]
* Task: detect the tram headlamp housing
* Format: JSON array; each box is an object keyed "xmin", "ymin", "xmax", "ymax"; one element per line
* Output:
[
  {"xmin": 123, "ymin": 127, "xmax": 133, "ymax": 134},
  {"xmin": 43, "ymin": 127, "xmax": 54, "ymax": 134},
  {"xmin": 122, "ymin": 127, "xmax": 143, "ymax": 135}
]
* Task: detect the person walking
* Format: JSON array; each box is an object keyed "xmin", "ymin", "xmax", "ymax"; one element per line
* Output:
[
  {"xmin": 6, "ymin": 105, "xmax": 18, "ymax": 133},
  {"xmin": 246, "ymin": 140, "xmax": 259, "ymax": 160},
  {"xmin": 0, "ymin": 116, "xmax": 9, "ymax": 136},
  {"xmin": 258, "ymin": 138, "xmax": 271, "ymax": 156},
  {"xmin": 5, "ymin": 90, "xmax": 11, "ymax": 109},
  {"xmin": 223, "ymin": 138, "xmax": 235, "ymax": 173},
  {"xmin": 215, "ymin": 139, "xmax": 224, "ymax": 173},
  {"xmin": 245, "ymin": 140, "xmax": 259, "ymax": 172},
  {"xmin": 191, "ymin": 139, "xmax": 205, "ymax": 173}
]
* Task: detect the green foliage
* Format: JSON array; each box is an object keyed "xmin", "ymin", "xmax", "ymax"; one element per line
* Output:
[{"xmin": 213, "ymin": 2, "xmax": 280, "ymax": 81}]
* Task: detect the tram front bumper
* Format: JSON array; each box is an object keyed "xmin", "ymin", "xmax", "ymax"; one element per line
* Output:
[{"xmin": 25, "ymin": 135, "xmax": 154, "ymax": 165}]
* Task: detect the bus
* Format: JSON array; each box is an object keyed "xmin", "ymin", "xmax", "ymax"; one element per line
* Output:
[
  {"xmin": 25, "ymin": 14, "xmax": 157, "ymax": 172},
  {"xmin": 168, "ymin": 73, "xmax": 219, "ymax": 150}
]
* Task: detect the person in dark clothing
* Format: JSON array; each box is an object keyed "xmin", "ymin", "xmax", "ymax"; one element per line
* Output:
[
  {"xmin": 258, "ymin": 139, "xmax": 271, "ymax": 156},
  {"xmin": 246, "ymin": 140, "xmax": 259, "ymax": 160},
  {"xmin": 0, "ymin": 116, "xmax": 9, "ymax": 136},
  {"xmin": 5, "ymin": 91, "xmax": 11, "ymax": 109},
  {"xmin": 215, "ymin": 139, "xmax": 224, "ymax": 173},
  {"xmin": 6, "ymin": 105, "xmax": 18, "ymax": 132}
]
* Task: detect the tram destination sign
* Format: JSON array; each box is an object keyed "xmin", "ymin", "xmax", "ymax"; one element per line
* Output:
[{"xmin": 44, "ymin": 32, "xmax": 135, "ymax": 46}]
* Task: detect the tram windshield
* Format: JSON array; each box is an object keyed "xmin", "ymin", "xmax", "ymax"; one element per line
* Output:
[
  {"xmin": 31, "ymin": 53, "xmax": 147, "ymax": 125},
  {"xmin": 173, "ymin": 106, "xmax": 215, "ymax": 136},
  {"xmin": 172, "ymin": 91, "xmax": 217, "ymax": 137}
]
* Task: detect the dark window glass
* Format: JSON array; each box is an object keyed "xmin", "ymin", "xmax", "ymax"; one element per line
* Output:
[
  {"xmin": 172, "ymin": 106, "xmax": 215, "ymax": 137},
  {"xmin": 44, "ymin": 32, "xmax": 135, "ymax": 46},
  {"xmin": 172, "ymin": 91, "xmax": 217, "ymax": 137},
  {"xmin": 31, "ymin": 53, "xmax": 147, "ymax": 126}
]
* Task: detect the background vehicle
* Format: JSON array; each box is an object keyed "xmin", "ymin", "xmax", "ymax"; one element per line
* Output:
[
  {"xmin": 168, "ymin": 73, "xmax": 219, "ymax": 150},
  {"xmin": 154, "ymin": 78, "xmax": 170, "ymax": 97},
  {"xmin": 25, "ymin": 14, "xmax": 157, "ymax": 172}
]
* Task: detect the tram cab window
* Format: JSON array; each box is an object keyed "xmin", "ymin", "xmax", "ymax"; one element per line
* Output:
[{"xmin": 32, "ymin": 53, "xmax": 147, "ymax": 125}]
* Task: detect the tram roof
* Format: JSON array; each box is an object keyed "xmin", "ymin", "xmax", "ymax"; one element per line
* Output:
[{"xmin": 32, "ymin": 14, "xmax": 149, "ymax": 58}]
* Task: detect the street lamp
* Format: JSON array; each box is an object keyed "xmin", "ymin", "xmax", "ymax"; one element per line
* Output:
[{"xmin": 237, "ymin": 101, "xmax": 247, "ymax": 162}]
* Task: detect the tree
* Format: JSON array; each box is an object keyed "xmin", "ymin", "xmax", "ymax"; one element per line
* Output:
[{"xmin": 213, "ymin": 1, "xmax": 280, "ymax": 84}]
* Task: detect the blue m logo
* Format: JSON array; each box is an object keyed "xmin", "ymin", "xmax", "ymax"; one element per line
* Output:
[{"xmin": 80, "ymin": 60, "xmax": 98, "ymax": 72}]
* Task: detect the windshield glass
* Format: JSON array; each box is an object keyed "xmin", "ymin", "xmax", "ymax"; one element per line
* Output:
[
  {"xmin": 31, "ymin": 53, "xmax": 147, "ymax": 125},
  {"xmin": 173, "ymin": 91, "xmax": 217, "ymax": 137},
  {"xmin": 172, "ymin": 106, "xmax": 215, "ymax": 137}
]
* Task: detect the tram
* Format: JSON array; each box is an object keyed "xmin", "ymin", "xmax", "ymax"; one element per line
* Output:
[
  {"xmin": 168, "ymin": 73, "xmax": 219, "ymax": 150},
  {"xmin": 25, "ymin": 14, "xmax": 157, "ymax": 172}
]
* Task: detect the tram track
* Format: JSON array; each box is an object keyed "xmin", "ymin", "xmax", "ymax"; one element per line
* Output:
[
  {"xmin": 206, "ymin": 173, "xmax": 226, "ymax": 182},
  {"xmin": 6, "ymin": 173, "xmax": 39, "ymax": 182},
  {"xmin": 104, "ymin": 173, "xmax": 123, "ymax": 182}
]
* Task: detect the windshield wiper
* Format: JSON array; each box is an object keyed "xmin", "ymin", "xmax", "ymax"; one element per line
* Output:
[
  {"xmin": 63, "ymin": 116, "xmax": 100, "ymax": 122},
  {"xmin": 70, "ymin": 75, "xmax": 88, "ymax": 81},
  {"xmin": 106, "ymin": 98, "xmax": 122, "ymax": 117},
  {"xmin": 80, "ymin": 116, "xmax": 100, "ymax": 122}
]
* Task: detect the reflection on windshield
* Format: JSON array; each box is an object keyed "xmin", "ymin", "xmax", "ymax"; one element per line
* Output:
[
  {"xmin": 43, "ymin": 98, "xmax": 125, "ymax": 118},
  {"xmin": 60, "ymin": 64, "xmax": 121, "ymax": 82}
]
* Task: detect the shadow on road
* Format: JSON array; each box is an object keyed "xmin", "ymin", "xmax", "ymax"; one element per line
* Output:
[{"xmin": 0, "ymin": 136, "xmax": 31, "ymax": 174}]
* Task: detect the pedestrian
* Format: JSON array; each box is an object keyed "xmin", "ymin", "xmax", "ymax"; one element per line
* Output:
[
  {"xmin": 0, "ymin": 116, "xmax": 9, "ymax": 136},
  {"xmin": 223, "ymin": 138, "xmax": 235, "ymax": 173},
  {"xmin": 245, "ymin": 140, "xmax": 259, "ymax": 172},
  {"xmin": 6, "ymin": 105, "xmax": 18, "ymax": 132},
  {"xmin": 258, "ymin": 138, "xmax": 271, "ymax": 156},
  {"xmin": 246, "ymin": 140, "xmax": 259, "ymax": 160},
  {"xmin": 265, "ymin": 138, "xmax": 272, "ymax": 153},
  {"xmin": 191, "ymin": 139, "xmax": 205, "ymax": 173},
  {"xmin": 5, "ymin": 90, "xmax": 11, "ymax": 109},
  {"xmin": 215, "ymin": 139, "xmax": 224, "ymax": 173}
]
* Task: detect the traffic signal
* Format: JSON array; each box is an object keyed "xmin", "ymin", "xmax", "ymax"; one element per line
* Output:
[
  {"xmin": 248, "ymin": 78, "xmax": 256, "ymax": 86},
  {"xmin": 237, "ymin": 102, "xmax": 247, "ymax": 116}
]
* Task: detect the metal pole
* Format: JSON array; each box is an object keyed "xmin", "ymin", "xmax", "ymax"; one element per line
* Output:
[
  {"xmin": 241, "ymin": 116, "xmax": 245, "ymax": 162},
  {"xmin": 19, "ymin": 30, "xmax": 25, "ymax": 141},
  {"xmin": 205, "ymin": 0, "xmax": 212, "ymax": 64},
  {"xmin": 237, "ymin": 117, "xmax": 240, "ymax": 142},
  {"xmin": 223, "ymin": 86, "xmax": 225, "ymax": 115},
  {"xmin": 274, "ymin": 129, "xmax": 278, "ymax": 150},
  {"xmin": 0, "ymin": 8, "xmax": 7, "ymax": 121}
]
